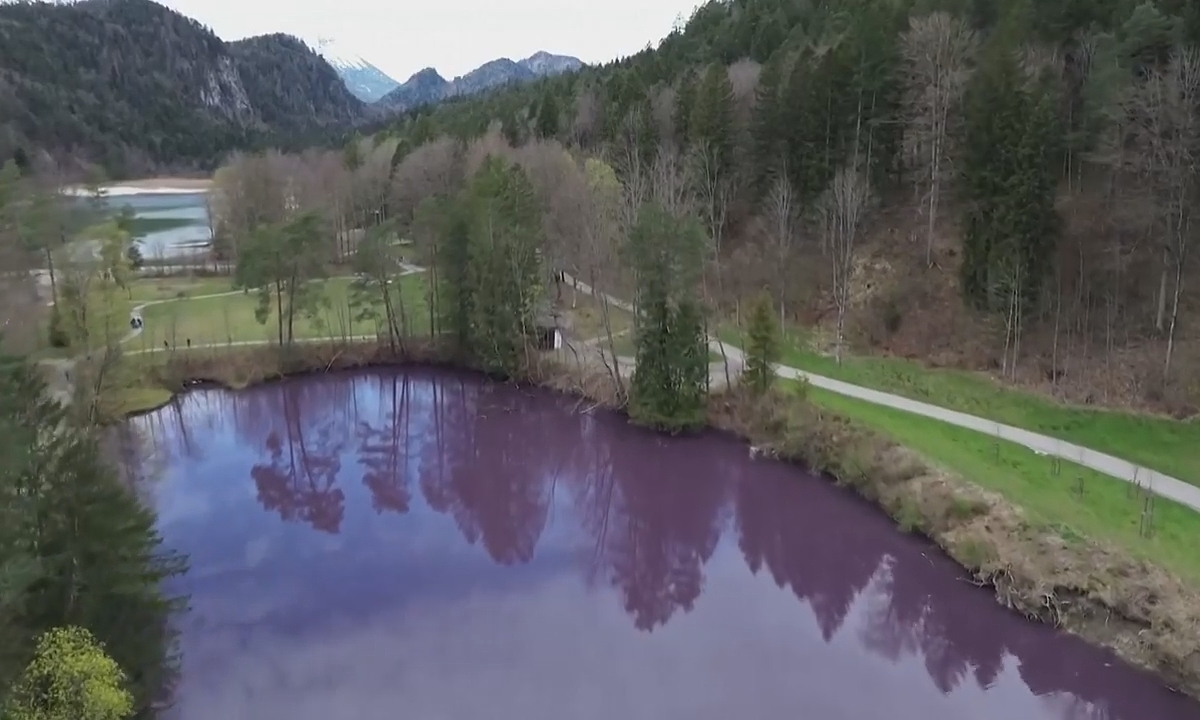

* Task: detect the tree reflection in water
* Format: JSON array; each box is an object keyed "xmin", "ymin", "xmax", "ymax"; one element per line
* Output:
[
  {"xmin": 356, "ymin": 374, "xmax": 415, "ymax": 515},
  {"xmin": 137, "ymin": 369, "xmax": 1200, "ymax": 719},
  {"xmin": 250, "ymin": 381, "xmax": 347, "ymax": 534}
]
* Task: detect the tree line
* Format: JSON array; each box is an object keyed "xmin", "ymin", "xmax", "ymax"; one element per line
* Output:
[
  {"xmin": 375, "ymin": 0, "xmax": 1200, "ymax": 405},
  {"xmin": 211, "ymin": 127, "xmax": 781, "ymax": 431}
]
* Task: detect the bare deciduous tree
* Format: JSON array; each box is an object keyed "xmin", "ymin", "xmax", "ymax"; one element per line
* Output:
[
  {"xmin": 571, "ymin": 87, "xmax": 601, "ymax": 147},
  {"xmin": 763, "ymin": 173, "xmax": 797, "ymax": 326},
  {"xmin": 390, "ymin": 137, "xmax": 462, "ymax": 222},
  {"xmin": 818, "ymin": 165, "xmax": 872, "ymax": 364},
  {"xmin": 900, "ymin": 12, "xmax": 976, "ymax": 266},
  {"xmin": 1123, "ymin": 46, "xmax": 1200, "ymax": 379}
]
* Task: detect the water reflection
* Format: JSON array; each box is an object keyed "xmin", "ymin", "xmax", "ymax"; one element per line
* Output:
[{"xmin": 124, "ymin": 368, "xmax": 1199, "ymax": 720}]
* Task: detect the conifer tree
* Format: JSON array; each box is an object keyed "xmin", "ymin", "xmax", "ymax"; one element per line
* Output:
[
  {"xmin": 444, "ymin": 156, "xmax": 545, "ymax": 376},
  {"xmin": 743, "ymin": 290, "xmax": 781, "ymax": 394},
  {"xmin": 689, "ymin": 63, "xmax": 736, "ymax": 171},
  {"xmin": 673, "ymin": 71, "xmax": 698, "ymax": 148},
  {"xmin": 960, "ymin": 29, "xmax": 1062, "ymax": 311},
  {"xmin": 535, "ymin": 92, "xmax": 560, "ymax": 139},
  {"xmin": 0, "ymin": 360, "xmax": 185, "ymax": 716},
  {"xmin": 627, "ymin": 203, "xmax": 708, "ymax": 433},
  {"xmin": 750, "ymin": 52, "xmax": 787, "ymax": 197}
]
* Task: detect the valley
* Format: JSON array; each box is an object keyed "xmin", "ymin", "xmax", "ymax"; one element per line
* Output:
[{"xmin": 2, "ymin": 0, "xmax": 1200, "ymax": 718}]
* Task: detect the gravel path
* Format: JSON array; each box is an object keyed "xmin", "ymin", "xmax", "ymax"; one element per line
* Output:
[{"xmin": 560, "ymin": 272, "xmax": 1200, "ymax": 514}]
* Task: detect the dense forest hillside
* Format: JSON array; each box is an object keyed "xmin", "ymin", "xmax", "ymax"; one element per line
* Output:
[
  {"xmin": 0, "ymin": 0, "xmax": 363, "ymax": 177},
  {"xmin": 372, "ymin": 0, "xmax": 1200, "ymax": 412}
]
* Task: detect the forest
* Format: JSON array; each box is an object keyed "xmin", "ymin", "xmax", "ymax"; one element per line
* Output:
[
  {"xmin": 362, "ymin": 0, "xmax": 1200, "ymax": 413},
  {"xmin": 0, "ymin": 0, "xmax": 363, "ymax": 177}
]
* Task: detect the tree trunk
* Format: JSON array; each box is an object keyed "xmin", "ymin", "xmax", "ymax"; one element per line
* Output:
[{"xmin": 1164, "ymin": 253, "xmax": 1184, "ymax": 381}]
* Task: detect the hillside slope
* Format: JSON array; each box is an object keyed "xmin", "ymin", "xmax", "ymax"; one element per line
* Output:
[
  {"xmin": 376, "ymin": 0, "xmax": 1200, "ymax": 414},
  {"xmin": 0, "ymin": 0, "xmax": 363, "ymax": 176}
]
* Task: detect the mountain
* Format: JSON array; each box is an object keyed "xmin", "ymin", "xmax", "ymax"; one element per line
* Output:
[
  {"xmin": 377, "ymin": 51, "xmax": 583, "ymax": 113},
  {"xmin": 0, "ymin": 0, "xmax": 363, "ymax": 177},
  {"xmin": 315, "ymin": 37, "xmax": 399, "ymax": 103}
]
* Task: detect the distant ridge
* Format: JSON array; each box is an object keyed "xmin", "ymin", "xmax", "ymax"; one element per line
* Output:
[{"xmin": 376, "ymin": 51, "xmax": 584, "ymax": 112}]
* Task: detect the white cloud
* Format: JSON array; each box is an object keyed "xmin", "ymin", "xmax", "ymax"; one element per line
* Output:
[{"xmin": 158, "ymin": 0, "xmax": 701, "ymax": 81}]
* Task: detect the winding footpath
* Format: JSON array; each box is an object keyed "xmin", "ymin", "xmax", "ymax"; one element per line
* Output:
[
  {"xmin": 559, "ymin": 272, "xmax": 1200, "ymax": 515},
  {"xmin": 40, "ymin": 266, "xmax": 1200, "ymax": 514}
]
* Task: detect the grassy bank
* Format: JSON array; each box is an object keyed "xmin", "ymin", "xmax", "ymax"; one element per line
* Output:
[
  {"xmin": 802, "ymin": 384, "xmax": 1200, "ymax": 583},
  {"xmin": 104, "ymin": 340, "xmax": 1200, "ymax": 699},
  {"xmin": 709, "ymin": 385, "xmax": 1200, "ymax": 700},
  {"xmin": 721, "ymin": 326, "xmax": 1200, "ymax": 487}
]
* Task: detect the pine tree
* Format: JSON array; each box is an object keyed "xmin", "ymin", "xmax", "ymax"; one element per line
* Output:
[
  {"xmin": 673, "ymin": 71, "xmax": 698, "ymax": 148},
  {"xmin": 750, "ymin": 52, "xmax": 787, "ymax": 197},
  {"xmin": 627, "ymin": 203, "xmax": 708, "ymax": 433},
  {"xmin": 743, "ymin": 290, "xmax": 781, "ymax": 394},
  {"xmin": 689, "ymin": 63, "xmax": 736, "ymax": 169},
  {"xmin": 0, "ymin": 360, "xmax": 185, "ymax": 716},
  {"xmin": 535, "ymin": 92, "xmax": 560, "ymax": 139},
  {"xmin": 960, "ymin": 29, "xmax": 1062, "ymax": 311},
  {"xmin": 448, "ymin": 156, "xmax": 545, "ymax": 376}
]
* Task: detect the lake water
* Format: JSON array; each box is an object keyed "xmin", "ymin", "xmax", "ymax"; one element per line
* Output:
[
  {"xmin": 120, "ymin": 367, "xmax": 1200, "ymax": 720},
  {"xmin": 99, "ymin": 192, "xmax": 211, "ymax": 259}
]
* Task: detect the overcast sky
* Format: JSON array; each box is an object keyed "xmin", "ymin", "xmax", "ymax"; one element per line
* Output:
[{"xmin": 158, "ymin": 0, "xmax": 701, "ymax": 81}]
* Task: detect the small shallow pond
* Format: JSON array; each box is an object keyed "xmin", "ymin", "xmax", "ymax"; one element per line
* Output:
[{"xmin": 119, "ymin": 368, "xmax": 1200, "ymax": 720}]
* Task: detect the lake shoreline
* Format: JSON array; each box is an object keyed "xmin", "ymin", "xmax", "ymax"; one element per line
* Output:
[
  {"xmin": 61, "ymin": 177, "xmax": 212, "ymax": 197},
  {"xmin": 116, "ymin": 339, "xmax": 1200, "ymax": 701}
]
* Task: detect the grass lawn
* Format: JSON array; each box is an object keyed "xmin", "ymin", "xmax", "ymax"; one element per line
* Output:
[
  {"xmin": 722, "ymin": 325, "xmax": 1200, "ymax": 487},
  {"xmin": 798, "ymin": 383, "xmax": 1200, "ymax": 583},
  {"xmin": 128, "ymin": 276, "xmax": 236, "ymax": 303},
  {"xmin": 128, "ymin": 275, "xmax": 430, "ymax": 350}
]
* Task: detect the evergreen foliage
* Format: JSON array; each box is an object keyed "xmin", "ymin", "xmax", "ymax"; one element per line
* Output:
[
  {"xmin": 743, "ymin": 290, "xmax": 781, "ymax": 394},
  {"xmin": 0, "ymin": 360, "xmax": 185, "ymax": 717},
  {"xmin": 960, "ymin": 30, "xmax": 1063, "ymax": 310},
  {"xmin": 535, "ymin": 92, "xmax": 561, "ymax": 139},
  {"xmin": 627, "ymin": 203, "xmax": 708, "ymax": 432},
  {"xmin": 689, "ymin": 63, "xmax": 736, "ymax": 170},
  {"xmin": 437, "ymin": 156, "xmax": 545, "ymax": 376}
]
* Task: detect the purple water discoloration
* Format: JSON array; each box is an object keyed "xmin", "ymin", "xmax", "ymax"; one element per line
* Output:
[{"xmin": 123, "ymin": 367, "xmax": 1200, "ymax": 720}]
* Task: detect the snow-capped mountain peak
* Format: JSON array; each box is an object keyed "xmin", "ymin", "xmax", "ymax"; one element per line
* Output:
[
  {"xmin": 315, "ymin": 37, "xmax": 370, "ymax": 71},
  {"xmin": 311, "ymin": 36, "xmax": 399, "ymax": 103}
]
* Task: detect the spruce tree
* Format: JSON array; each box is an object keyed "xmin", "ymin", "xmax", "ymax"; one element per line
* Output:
[
  {"xmin": 744, "ymin": 291, "xmax": 781, "ymax": 395},
  {"xmin": 627, "ymin": 203, "xmax": 708, "ymax": 433},
  {"xmin": 0, "ymin": 360, "xmax": 186, "ymax": 716},
  {"xmin": 750, "ymin": 53, "xmax": 787, "ymax": 197},
  {"xmin": 689, "ymin": 63, "xmax": 736, "ymax": 170},
  {"xmin": 455, "ymin": 156, "xmax": 544, "ymax": 376},
  {"xmin": 535, "ymin": 92, "xmax": 560, "ymax": 139},
  {"xmin": 673, "ymin": 71, "xmax": 698, "ymax": 148},
  {"xmin": 960, "ymin": 29, "xmax": 1061, "ymax": 310}
]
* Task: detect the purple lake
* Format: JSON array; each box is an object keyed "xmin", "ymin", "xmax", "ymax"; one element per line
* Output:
[{"xmin": 117, "ymin": 367, "xmax": 1200, "ymax": 720}]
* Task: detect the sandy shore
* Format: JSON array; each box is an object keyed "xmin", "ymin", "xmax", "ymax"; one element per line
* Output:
[{"xmin": 61, "ymin": 176, "xmax": 212, "ymax": 197}]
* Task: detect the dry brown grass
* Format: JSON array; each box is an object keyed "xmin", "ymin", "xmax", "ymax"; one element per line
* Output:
[{"xmin": 709, "ymin": 387, "xmax": 1200, "ymax": 699}]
